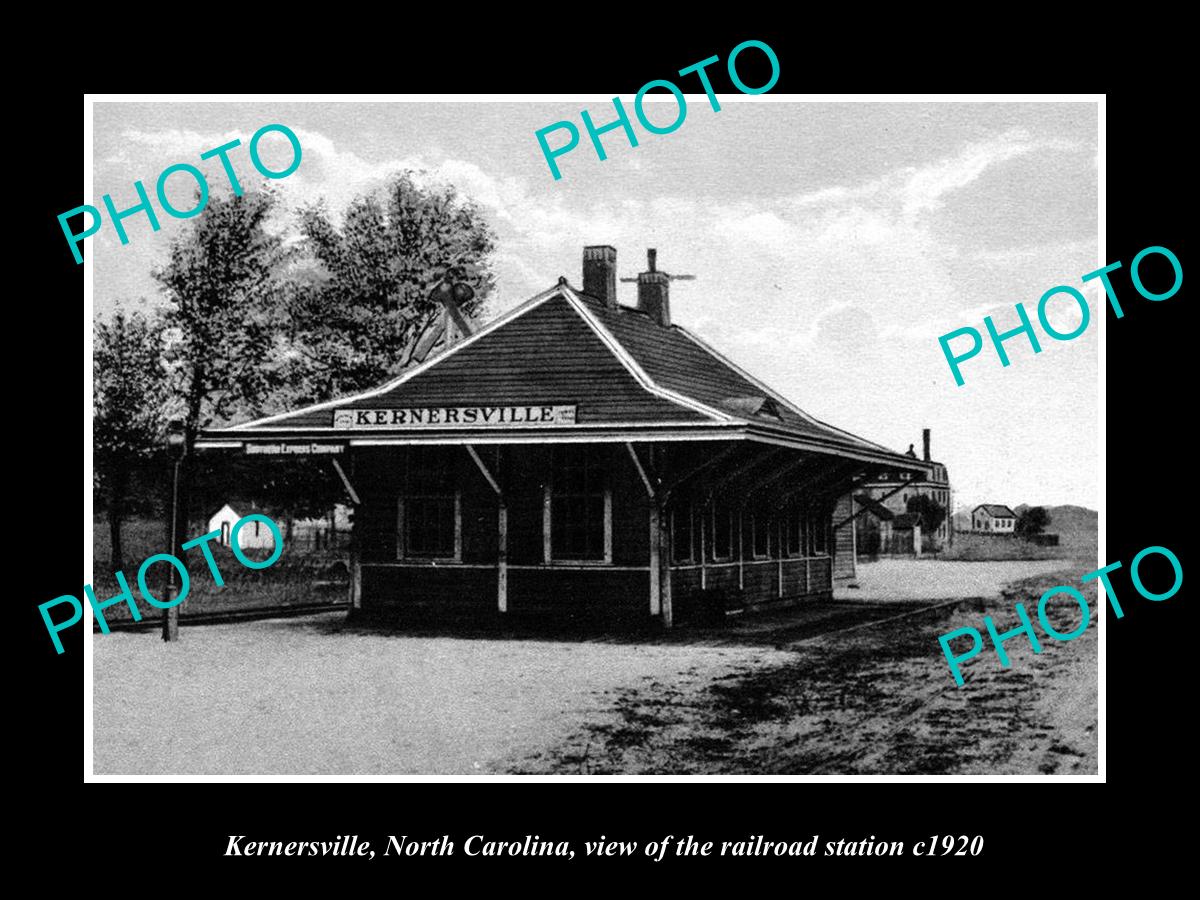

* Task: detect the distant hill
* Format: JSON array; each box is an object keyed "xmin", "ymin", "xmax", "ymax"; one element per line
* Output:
[{"xmin": 1014, "ymin": 504, "xmax": 1097, "ymax": 551}]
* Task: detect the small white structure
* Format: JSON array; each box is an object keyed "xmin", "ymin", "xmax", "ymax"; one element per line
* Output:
[
  {"xmin": 207, "ymin": 503, "xmax": 276, "ymax": 550},
  {"xmin": 289, "ymin": 504, "xmax": 352, "ymax": 548},
  {"xmin": 972, "ymin": 504, "xmax": 1017, "ymax": 534}
]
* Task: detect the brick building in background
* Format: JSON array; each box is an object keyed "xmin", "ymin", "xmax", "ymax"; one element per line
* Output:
[{"xmin": 833, "ymin": 429, "xmax": 952, "ymax": 580}]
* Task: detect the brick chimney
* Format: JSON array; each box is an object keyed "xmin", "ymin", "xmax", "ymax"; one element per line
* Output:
[
  {"xmin": 636, "ymin": 248, "xmax": 670, "ymax": 326},
  {"xmin": 583, "ymin": 245, "xmax": 618, "ymax": 308},
  {"xmin": 923, "ymin": 428, "xmax": 931, "ymax": 462}
]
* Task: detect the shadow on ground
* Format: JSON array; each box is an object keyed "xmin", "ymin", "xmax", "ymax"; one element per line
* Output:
[
  {"xmin": 294, "ymin": 598, "xmax": 973, "ymax": 650},
  {"xmin": 507, "ymin": 563, "xmax": 1098, "ymax": 775}
]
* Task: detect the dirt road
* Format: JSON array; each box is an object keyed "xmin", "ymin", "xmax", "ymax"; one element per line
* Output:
[
  {"xmin": 92, "ymin": 561, "xmax": 1098, "ymax": 776},
  {"xmin": 516, "ymin": 589, "xmax": 1098, "ymax": 775}
]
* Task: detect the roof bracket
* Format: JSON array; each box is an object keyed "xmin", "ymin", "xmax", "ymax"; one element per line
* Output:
[
  {"xmin": 626, "ymin": 442, "xmax": 656, "ymax": 499},
  {"xmin": 330, "ymin": 458, "xmax": 361, "ymax": 505},
  {"xmin": 466, "ymin": 445, "xmax": 503, "ymax": 499}
]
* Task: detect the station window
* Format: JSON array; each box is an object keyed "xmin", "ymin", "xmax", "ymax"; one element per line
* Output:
[
  {"xmin": 710, "ymin": 502, "xmax": 734, "ymax": 562},
  {"xmin": 752, "ymin": 515, "xmax": 770, "ymax": 559},
  {"xmin": 399, "ymin": 448, "xmax": 460, "ymax": 560},
  {"xmin": 671, "ymin": 503, "xmax": 695, "ymax": 564},
  {"xmin": 812, "ymin": 510, "xmax": 828, "ymax": 555},
  {"xmin": 548, "ymin": 446, "xmax": 609, "ymax": 562},
  {"xmin": 783, "ymin": 507, "xmax": 803, "ymax": 557}
]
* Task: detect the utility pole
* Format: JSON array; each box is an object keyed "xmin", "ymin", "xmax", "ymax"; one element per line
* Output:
[{"xmin": 163, "ymin": 419, "xmax": 186, "ymax": 642}]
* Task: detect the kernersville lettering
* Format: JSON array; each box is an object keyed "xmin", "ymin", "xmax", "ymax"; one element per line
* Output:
[
  {"xmin": 332, "ymin": 405, "xmax": 578, "ymax": 429},
  {"xmin": 224, "ymin": 835, "xmax": 371, "ymax": 857}
]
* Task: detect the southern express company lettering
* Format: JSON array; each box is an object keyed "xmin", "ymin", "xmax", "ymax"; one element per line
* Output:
[{"xmin": 332, "ymin": 405, "xmax": 578, "ymax": 429}]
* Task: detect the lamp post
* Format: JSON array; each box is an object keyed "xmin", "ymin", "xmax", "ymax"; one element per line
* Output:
[{"xmin": 164, "ymin": 419, "xmax": 187, "ymax": 642}]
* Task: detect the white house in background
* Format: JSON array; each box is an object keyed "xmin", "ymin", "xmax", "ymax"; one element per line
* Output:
[
  {"xmin": 207, "ymin": 503, "xmax": 276, "ymax": 550},
  {"xmin": 972, "ymin": 504, "xmax": 1017, "ymax": 533}
]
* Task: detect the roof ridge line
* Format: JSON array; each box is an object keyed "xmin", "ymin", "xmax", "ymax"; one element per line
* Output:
[
  {"xmin": 673, "ymin": 324, "xmax": 899, "ymax": 454},
  {"xmin": 672, "ymin": 324, "xmax": 822, "ymax": 422},
  {"xmin": 558, "ymin": 285, "xmax": 736, "ymax": 425},
  {"xmin": 214, "ymin": 283, "xmax": 569, "ymax": 432}
]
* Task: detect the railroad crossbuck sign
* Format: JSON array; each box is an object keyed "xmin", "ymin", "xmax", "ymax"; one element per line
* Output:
[{"xmin": 333, "ymin": 405, "xmax": 578, "ymax": 429}]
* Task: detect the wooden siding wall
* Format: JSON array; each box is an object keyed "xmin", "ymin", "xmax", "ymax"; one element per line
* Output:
[
  {"xmin": 671, "ymin": 558, "xmax": 833, "ymax": 621},
  {"xmin": 664, "ymin": 441, "xmax": 838, "ymax": 623},
  {"xmin": 351, "ymin": 442, "xmax": 839, "ymax": 624},
  {"xmin": 507, "ymin": 569, "xmax": 649, "ymax": 619},
  {"xmin": 362, "ymin": 566, "xmax": 497, "ymax": 616},
  {"xmin": 354, "ymin": 445, "xmax": 652, "ymax": 619}
]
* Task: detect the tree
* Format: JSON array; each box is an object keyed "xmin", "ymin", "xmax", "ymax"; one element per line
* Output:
[
  {"xmin": 906, "ymin": 494, "xmax": 947, "ymax": 535},
  {"xmin": 153, "ymin": 188, "xmax": 289, "ymax": 543},
  {"xmin": 94, "ymin": 310, "xmax": 169, "ymax": 568},
  {"xmin": 1016, "ymin": 506, "xmax": 1051, "ymax": 539},
  {"xmin": 287, "ymin": 170, "xmax": 497, "ymax": 403},
  {"xmin": 154, "ymin": 188, "xmax": 289, "ymax": 447}
]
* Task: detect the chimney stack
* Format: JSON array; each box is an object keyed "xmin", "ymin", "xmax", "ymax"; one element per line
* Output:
[
  {"xmin": 583, "ymin": 245, "xmax": 618, "ymax": 308},
  {"xmin": 923, "ymin": 428, "xmax": 931, "ymax": 462},
  {"xmin": 636, "ymin": 248, "xmax": 671, "ymax": 326}
]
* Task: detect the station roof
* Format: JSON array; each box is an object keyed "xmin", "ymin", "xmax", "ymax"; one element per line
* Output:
[
  {"xmin": 199, "ymin": 282, "xmax": 930, "ymax": 475},
  {"xmin": 975, "ymin": 504, "xmax": 1017, "ymax": 518}
]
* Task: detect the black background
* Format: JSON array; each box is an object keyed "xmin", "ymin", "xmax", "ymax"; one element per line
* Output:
[{"xmin": 18, "ymin": 23, "xmax": 1188, "ymax": 887}]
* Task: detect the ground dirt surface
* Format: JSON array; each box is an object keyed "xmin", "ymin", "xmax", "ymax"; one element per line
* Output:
[{"xmin": 93, "ymin": 559, "xmax": 1098, "ymax": 775}]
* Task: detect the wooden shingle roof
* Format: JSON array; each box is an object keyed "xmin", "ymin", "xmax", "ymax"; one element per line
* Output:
[{"xmin": 201, "ymin": 281, "xmax": 929, "ymax": 473}]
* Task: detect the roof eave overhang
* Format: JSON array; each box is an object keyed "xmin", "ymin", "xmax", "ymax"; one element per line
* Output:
[
  {"xmin": 741, "ymin": 425, "xmax": 933, "ymax": 475},
  {"xmin": 197, "ymin": 422, "xmax": 931, "ymax": 475},
  {"xmin": 196, "ymin": 422, "xmax": 746, "ymax": 448}
]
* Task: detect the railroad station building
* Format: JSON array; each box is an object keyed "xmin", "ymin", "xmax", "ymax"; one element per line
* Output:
[{"xmin": 197, "ymin": 246, "xmax": 931, "ymax": 627}]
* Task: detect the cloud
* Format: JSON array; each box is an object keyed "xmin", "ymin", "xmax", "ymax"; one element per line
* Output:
[
  {"xmin": 897, "ymin": 129, "xmax": 1047, "ymax": 217},
  {"xmin": 103, "ymin": 128, "xmax": 245, "ymax": 164},
  {"xmin": 781, "ymin": 129, "xmax": 1081, "ymax": 221},
  {"xmin": 101, "ymin": 122, "xmax": 1094, "ymax": 348},
  {"xmin": 94, "ymin": 106, "xmax": 1099, "ymax": 513},
  {"xmin": 700, "ymin": 128, "xmax": 1093, "ymax": 341},
  {"xmin": 109, "ymin": 125, "xmax": 415, "ymax": 217}
]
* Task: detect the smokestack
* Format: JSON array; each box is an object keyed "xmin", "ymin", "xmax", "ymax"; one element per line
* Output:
[
  {"xmin": 636, "ymin": 248, "xmax": 671, "ymax": 326},
  {"xmin": 583, "ymin": 245, "xmax": 618, "ymax": 308},
  {"xmin": 923, "ymin": 428, "xmax": 931, "ymax": 462}
]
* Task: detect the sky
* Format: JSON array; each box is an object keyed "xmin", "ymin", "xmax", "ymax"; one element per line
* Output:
[{"xmin": 91, "ymin": 99, "xmax": 1099, "ymax": 513}]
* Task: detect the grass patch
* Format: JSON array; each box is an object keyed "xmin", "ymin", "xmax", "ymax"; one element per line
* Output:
[
  {"xmin": 90, "ymin": 516, "xmax": 349, "ymax": 623},
  {"xmin": 941, "ymin": 533, "xmax": 1066, "ymax": 561}
]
